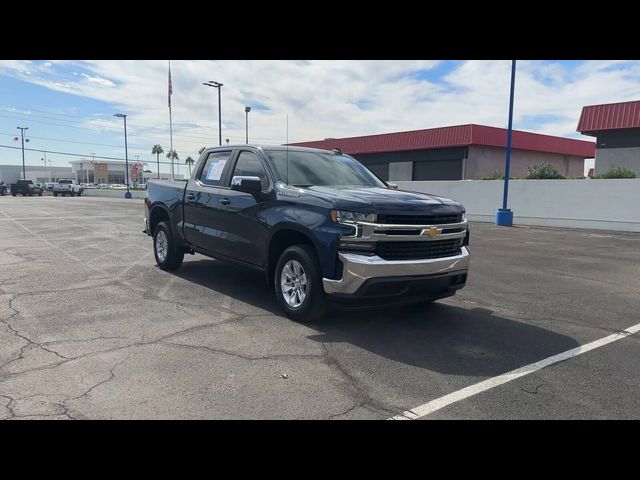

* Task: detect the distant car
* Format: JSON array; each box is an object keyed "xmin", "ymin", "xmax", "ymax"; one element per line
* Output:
[
  {"xmin": 53, "ymin": 179, "xmax": 83, "ymax": 197},
  {"xmin": 44, "ymin": 182, "xmax": 56, "ymax": 191},
  {"xmin": 97, "ymin": 183, "xmax": 108, "ymax": 189},
  {"xmin": 0, "ymin": 181, "xmax": 6, "ymax": 196},
  {"xmin": 11, "ymin": 180, "xmax": 43, "ymax": 196}
]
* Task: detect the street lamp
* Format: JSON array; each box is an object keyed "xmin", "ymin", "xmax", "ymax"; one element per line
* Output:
[
  {"xmin": 245, "ymin": 106, "xmax": 251, "ymax": 144},
  {"xmin": 17, "ymin": 127, "xmax": 29, "ymax": 180},
  {"xmin": 202, "ymin": 81, "xmax": 223, "ymax": 146},
  {"xmin": 114, "ymin": 113, "xmax": 131, "ymax": 199}
]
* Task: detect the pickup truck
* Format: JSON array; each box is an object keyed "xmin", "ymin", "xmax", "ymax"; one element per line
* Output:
[
  {"xmin": 10, "ymin": 180, "xmax": 44, "ymax": 196},
  {"xmin": 53, "ymin": 179, "xmax": 83, "ymax": 197},
  {"xmin": 144, "ymin": 145, "xmax": 470, "ymax": 321}
]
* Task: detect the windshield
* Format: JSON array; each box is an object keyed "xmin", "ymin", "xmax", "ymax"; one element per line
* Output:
[
  {"xmin": 267, "ymin": 150, "xmax": 387, "ymax": 188},
  {"xmin": 59, "ymin": 180, "xmax": 72, "ymax": 184}
]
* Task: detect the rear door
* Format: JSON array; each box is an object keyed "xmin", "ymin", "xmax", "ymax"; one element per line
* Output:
[
  {"xmin": 216, "ymin": 150, "xmax": 273, "ymax": 266},
  {"xmin": 182, "ymin": 150, "xmax": 234, "ymax": 254}
]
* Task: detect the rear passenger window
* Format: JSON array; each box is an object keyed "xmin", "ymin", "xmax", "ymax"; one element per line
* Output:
[{"xmin": 199, "ymin": 151, "xmax": 232, "ymax": 186}]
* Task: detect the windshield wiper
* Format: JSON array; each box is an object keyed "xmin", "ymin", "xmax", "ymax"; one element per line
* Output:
[{"xmin": 291, "ymin": 184, "xmax": 314, "ymax": 188}]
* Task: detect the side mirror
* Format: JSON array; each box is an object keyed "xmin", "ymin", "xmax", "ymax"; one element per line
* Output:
[
  {"xmin": 387, "ymin": 182, "xmax": 398, "ymax": 190},
  {"xmin": 231, "ymin": 176, "xmax": 263, "ymax": 194}
]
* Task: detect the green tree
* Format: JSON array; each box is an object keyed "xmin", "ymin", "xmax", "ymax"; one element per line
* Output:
[
  {"xmin": 526, "ymin": 162, "xmax": 565, "ymax": 179},
  {"xmin": 185, "ymin": 156, "xmax": 195, "ymax": 176},
  {"xmin": 166, "ymin": 149, "xmax": 179, "ymax": 176},
  {"xmin": 151, "ymin": 144, "xmax": 164, "ymax": 179}
]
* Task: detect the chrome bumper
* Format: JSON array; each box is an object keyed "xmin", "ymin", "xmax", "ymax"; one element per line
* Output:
[{"xmin": 322, "ymin": 247, "xmax": 470, "ymax": 295}]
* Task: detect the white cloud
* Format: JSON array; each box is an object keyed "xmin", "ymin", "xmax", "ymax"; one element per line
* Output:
[{"xmin": 1, "ymin": 59, "xmax": 639, "ymax": 163}]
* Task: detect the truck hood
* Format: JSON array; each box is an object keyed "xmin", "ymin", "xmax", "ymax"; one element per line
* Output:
[{"xmin": 302, "ymin": 186, "xmax": 464, "ymax": 214}]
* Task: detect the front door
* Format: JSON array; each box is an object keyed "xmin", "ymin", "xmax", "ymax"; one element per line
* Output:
[
  {"xmin": 183, "ymin": 150, "xmax": 233, "ymax": 254},
  {"xmin": 216, "ymin": 150, "xmax": 272, "ymax": 266}
]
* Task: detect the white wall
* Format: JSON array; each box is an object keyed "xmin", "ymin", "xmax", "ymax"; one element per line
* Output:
[{"xmin": 396, "ymin": 179, "xmax": 640, "ymax": 232}]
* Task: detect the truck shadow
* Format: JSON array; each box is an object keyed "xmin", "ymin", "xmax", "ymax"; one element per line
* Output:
[{"xmin": 172, "ymin": 258, "xmax": 580, "ymax": 377}]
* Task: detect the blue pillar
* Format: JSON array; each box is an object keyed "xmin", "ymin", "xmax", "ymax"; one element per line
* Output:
[{"xmin": 496, "ymin": 60, "xmax": 516, "ymax": 227}]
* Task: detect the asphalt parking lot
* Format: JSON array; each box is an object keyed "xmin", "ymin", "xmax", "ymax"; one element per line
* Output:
[{"xmin": 1, "ymin": 195, "xmax": 639, "ymax": 419}]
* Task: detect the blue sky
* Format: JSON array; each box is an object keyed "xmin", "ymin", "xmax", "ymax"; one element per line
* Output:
[{"xmin": 1, "ymin": 60, "xmax": 638, "ymax": 174}]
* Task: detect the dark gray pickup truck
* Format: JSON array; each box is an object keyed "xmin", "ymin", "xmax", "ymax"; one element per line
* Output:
[{"xmin": 144, "ymin": 145, "xmax": 470, "ymax": 321}]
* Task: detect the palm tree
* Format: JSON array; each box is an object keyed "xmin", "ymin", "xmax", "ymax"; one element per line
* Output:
[
  {"xmin": 166, "ymin": 149, "xmax": 179, "ymax": 177},
  {"xmin": 185, "ymin": 156, "xmax": 195, "ymax": 176},
  {"xmin": 151, "ymin": 144, "xmax": 163, "ymax": 179},
  {"xmin": 198, "ymin": 147, "xmax": 206, "ymax": 155}
]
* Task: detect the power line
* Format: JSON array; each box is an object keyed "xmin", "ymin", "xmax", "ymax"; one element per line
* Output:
[
  {"xmin": 0, "ymin": 103, "xmax": 286, "ymax": 143},
  {"xmin": 0, "ymin": 143, "xmax": 176, "ymax": 166}
]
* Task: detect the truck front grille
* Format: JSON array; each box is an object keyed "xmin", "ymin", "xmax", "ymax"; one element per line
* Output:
[
  {"xmin": 376, "ymin": 239, "xmax": 463, "ymax": 261},
  {"xmin": 377, "ymin": 213, "xmax": 463, "ymax": 225}
]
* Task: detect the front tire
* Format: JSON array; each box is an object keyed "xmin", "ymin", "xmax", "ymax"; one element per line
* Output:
[
  {"xmin": 275, "ymin": 245, "xmax": 327, "ymax": 322},
  {"xmin": 53, "ymin": 192, "xmax": 58, "ymax": 197},
  {"xmin": 153, "ymin": 221, "xmax": 184, "ymax": 271}
]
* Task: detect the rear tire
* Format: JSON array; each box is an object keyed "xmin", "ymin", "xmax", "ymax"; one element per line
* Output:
[
  {"xmin": 275, "ymin": 245, "xmax": 327, "ymax": 322},
  {"xmin": 38, "ymin": 191, "xmax": 43, "ymax": 196},
  {"xmin": 53, "ymin": 192, "xmax": 58, "ymax": 197},
  {"xmin": 153, "ymin": 221, "xmax": 184, "ymax": 271}
]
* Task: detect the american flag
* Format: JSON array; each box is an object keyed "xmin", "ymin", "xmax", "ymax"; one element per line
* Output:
[{"xmin": 168, "ymin": 65, "xmax": 173, "ymax": 108}]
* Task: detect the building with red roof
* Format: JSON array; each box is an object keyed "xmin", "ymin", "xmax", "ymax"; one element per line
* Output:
[
  {"xmin": 292, "ymin": 124, "xmax": 595, "ymax": 181},
  {"xmin": 577, "ymin": 100, "xmax": 640, "ymax": 175}
]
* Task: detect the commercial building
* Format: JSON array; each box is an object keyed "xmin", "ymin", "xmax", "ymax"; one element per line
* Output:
[
  {"xmin": 292, "ymin": 124, "xmax": 595, "ymax": 181},
  {"xmin": 0, "ymin": 164, "xmax": 73, "ymax": 184},
  {"xmin": 69, "ymin": 159, "xmax": 184, "ymax": 184},
  {"xmin": 577, "ymin": 100, "xmax": 640, "ymax": 175}
]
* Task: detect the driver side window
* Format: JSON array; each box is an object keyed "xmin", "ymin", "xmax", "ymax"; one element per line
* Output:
[{"xmin": 231, "ymin": 151, "xmax": 269, "ymax": 190}]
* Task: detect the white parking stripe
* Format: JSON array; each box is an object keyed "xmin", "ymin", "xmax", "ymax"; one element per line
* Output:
[{"xmin": 390, "ymin": 322, "xmax": 640, "ymax": 420}]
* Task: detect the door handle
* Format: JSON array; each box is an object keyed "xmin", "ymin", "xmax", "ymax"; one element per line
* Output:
[
  {"xmin": 220, "ymin": 197, "xmax": 230, "ymax": 205},
  {"xmin": 186, "ymin": 193, "xmax": 196, "ymax": 201}
]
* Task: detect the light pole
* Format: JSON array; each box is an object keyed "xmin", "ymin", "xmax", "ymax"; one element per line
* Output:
[
  {"xmin": 41, "ymin": 152, "xmax": 48, "ymax": 182},
  {"xmin": 17, "ymin": 127, "xmax": 29, "ymax": 180},
  {"xmin": 114, "ymin": 113, "xmax": 132, "ymax": 199},
  {"xmin": 245, "ymin": 106, "xmax": 251, "ymax": 144},
  {"xmin": 496, "ymin": 60, "xmax": 517, "ymax": 227},
  {"xmin": 90, "ymin": 153, "xmax": 95, "ymax": 183},
  {"xmin": 202, "ymin": 81, "xmax": 223, "ymax": 146},
  {"xmin": 47, "ymin": 159, "xmax": 53, "ymax": 182}
]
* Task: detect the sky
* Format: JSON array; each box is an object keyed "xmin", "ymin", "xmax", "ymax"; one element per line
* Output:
[{"xmin": 0, "ymin": 60, "xmax": 638, "ymax": 175}]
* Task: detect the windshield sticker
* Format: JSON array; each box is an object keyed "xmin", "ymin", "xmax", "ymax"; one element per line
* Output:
[{"xmin": 206, "ymin": 159, "xmax": 227, "ymax": 181}]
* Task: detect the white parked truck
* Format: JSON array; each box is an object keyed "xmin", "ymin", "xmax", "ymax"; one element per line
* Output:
[{"xmin": 53, "ymin": 179, "xmax": 83, "ymax": 197}]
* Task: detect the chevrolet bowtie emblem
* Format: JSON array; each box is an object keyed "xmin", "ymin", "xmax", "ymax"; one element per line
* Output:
[{"xmin": 422, "ymin": 227, "xmax": 442, "ymax": 238}]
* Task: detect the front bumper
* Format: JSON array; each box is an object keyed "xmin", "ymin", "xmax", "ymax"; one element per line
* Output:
[{"xmin": 322, "ymin": 246, "xmax": 470, "ymax": 296}]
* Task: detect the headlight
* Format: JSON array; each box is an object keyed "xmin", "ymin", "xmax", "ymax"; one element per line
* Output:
[
  {"xmin": 330, "ymin": 210, "xmax": 377, "ymax": 223},
  {"xmin": 461, "ymin": 211, "xmax": 467, "ymax": 222}
]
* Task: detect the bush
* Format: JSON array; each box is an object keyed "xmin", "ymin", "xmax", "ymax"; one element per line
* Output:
[
  {"xmin": 595, "ymin": 165, "xmax": 637, "ymax": 179},
  {"xmin": 526, "ymin": 162, "xmax": 565, "ymax": 179},
  {"xmin": 481, "ymin": 171, "xmax": 505, "ymax": 180}
]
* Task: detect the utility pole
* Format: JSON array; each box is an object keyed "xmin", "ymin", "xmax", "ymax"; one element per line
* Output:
[
  {"xmin": 17, "ymin": 127, "xmax": 29, "ymax": 180},
  {"xmin": 496, "ymin": 60, "xmax": 517, "ymax": 227}
]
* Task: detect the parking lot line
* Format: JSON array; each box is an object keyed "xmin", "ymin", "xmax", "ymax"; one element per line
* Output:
[{"xmin": 389, "ymin": 322, "xmax": 640, "ymax": 420}]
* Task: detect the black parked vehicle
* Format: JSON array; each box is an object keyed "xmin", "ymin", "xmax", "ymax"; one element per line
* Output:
[
  {"xmin": 11, "ymin": 180, "xmax": 44, "ymax": 197},
  {"xmin": 144, "ymin": 145, "xmax": 470, "ymax": 321},
  {"xmin": 0, "ymin": 181, "xmax": 6, "ymax": 196}
]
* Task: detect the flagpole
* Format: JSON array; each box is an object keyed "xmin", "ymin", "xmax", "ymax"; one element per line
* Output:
[{"xmin": 169, "ymin": 60, "xmax": 174, "ymax": 180}]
